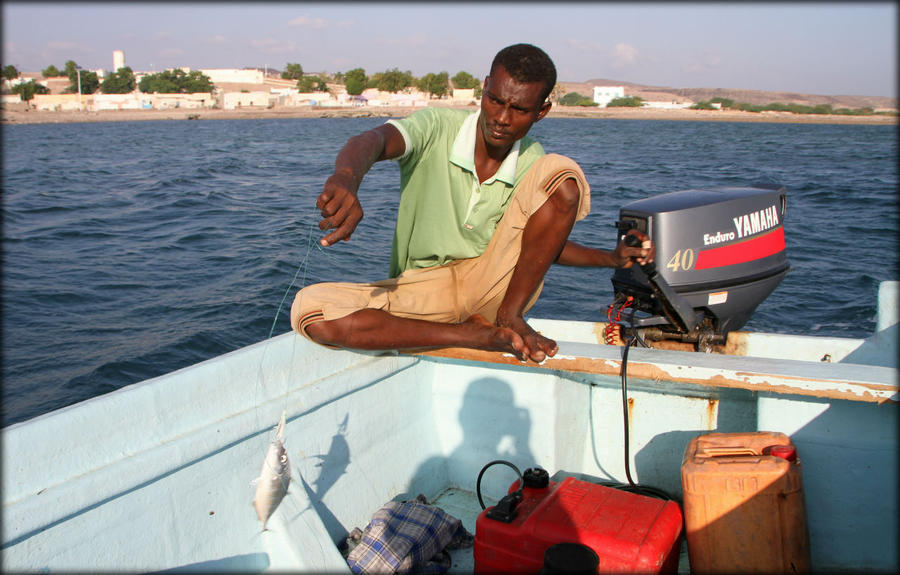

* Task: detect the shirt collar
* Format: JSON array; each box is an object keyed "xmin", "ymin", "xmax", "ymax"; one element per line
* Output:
[{"xmin": 449, "ymin": 110, "xmax": 521, "ymax": 185}]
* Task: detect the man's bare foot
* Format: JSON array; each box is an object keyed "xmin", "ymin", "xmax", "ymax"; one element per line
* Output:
[
  {"xmin": 463, "ymin": 314, "xmax": 530, "ymax": 360},
  {"xmin": 493, "ymin": 314, "xmax": 558, "ymax": 363}
]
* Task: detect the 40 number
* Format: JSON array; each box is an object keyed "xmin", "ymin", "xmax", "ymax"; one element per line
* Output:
[{"xmin": 666, "ymin": 249, "xmax": 695, "ymax": 272}]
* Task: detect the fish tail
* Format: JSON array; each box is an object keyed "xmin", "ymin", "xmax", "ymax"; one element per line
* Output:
[{"xmin": 275, "ymin": 410, "xmax": 286, "ymax": 441}]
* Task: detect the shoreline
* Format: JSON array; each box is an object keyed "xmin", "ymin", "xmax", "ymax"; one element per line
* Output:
[{"xmin": 2, "ymin": 104, "xmax": 896, "ymax": 126}]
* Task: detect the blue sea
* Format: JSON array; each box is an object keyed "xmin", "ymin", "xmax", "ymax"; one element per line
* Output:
[{"xmin": 2, "ymin": 117, "xmax": 897, "ymax": 427}]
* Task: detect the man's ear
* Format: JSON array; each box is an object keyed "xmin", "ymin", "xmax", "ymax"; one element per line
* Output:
[{"xmin": 536, "ymin": 100, "xmax": 551, "ymax": 121}]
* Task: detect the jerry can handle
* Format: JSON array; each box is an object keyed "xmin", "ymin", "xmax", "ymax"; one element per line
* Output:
[{"xmin": 696, "ymin": 447, "xmax": 760, "ymax": 457}]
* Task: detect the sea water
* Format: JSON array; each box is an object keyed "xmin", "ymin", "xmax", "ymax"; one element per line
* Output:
[{"xmin": 2, "ymin": 117, "xmax": 897, "ymax": 426}]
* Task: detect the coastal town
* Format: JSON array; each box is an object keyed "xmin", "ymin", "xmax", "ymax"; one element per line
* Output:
[{"xmin": 2, "ymin": 49, "xmax": 896, "ymax": 125}]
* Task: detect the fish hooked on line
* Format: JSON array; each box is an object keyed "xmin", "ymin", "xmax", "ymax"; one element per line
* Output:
[{"xmin": 252, "ymin": 411, "xmax": 291, "ymax": 530}]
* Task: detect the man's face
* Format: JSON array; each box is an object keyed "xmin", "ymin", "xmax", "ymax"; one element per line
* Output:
[{"xmin": 478, "ymin": 64, "xmax": 551, "ymax": 153}]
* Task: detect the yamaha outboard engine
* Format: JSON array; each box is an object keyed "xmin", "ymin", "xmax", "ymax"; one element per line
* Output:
[{"xmin": 611, "ymin": 185, "xmax": 789, "ymax": 351}]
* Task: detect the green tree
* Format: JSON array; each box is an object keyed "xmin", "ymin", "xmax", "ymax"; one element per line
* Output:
[
  {"xmin": 344, "ymin": 68, "xmax": 367, "ymax": 96},
  {"xmin": 834, "ymin": 106, "xmax": 874, "ymax": 116},
  {"xmin": 690, "ymin": 100, "xmax": 717, "ymax": 110},
  {"xmin": 100, "ymin": 66, "xmax": 136, "ymax": 94},
  {"xmin": 296, "ymin": 75, "xmax": 328, "ymax": 92},
  {"xmin": 282, "ymin": 63, "xmax": 304, "ymax": 80},
  {"xmin": 182, "ymin": 70, "xmax": 214, "ymax": 93},
  {"xmin": 371, "ymin": 68, "xmax": 414, "ymax": 93},
  {"xmin": 74, "ymin": 70, "xmax": 99, "ymax": 94},
  {"xmin": 138, "ymin": 71, "xmax": 176, "ymax": 93},
  {"xmin": 11, "ymin": 80, "xmax": 50, "ymax": 100},
  {"xmin": 451, "ymin": 71, "xmax": 479, "ymax": 90},
  {"xmin": 64, "ymin": 60, "xmax": 78, "ymax": 80},
  {"xmin": 2, "ymin": 64, "xmax": 20, "ymax": 81},
  {"xmin": 559, "ymin": 92, "xmax": 596, "ymax": 106},
  {"xmin": 63, "ymin": 60, "xmax": 99, "ymax": 94},
  {"xmin": 417, "ymin": 71, "xmax": 449, "ymax": 98},
  {"xmin": 42, "ymin": 64, "xmax": 61, "ymax": 78},
  {"xmin": 138, "ymin": 69, "xmax": 213, "ymax": 93},
  {"xmin": 736, "ymin": 102, "xmax": 763, "ymax": 113},
  {"xmin": 607, "ymin": 96, "xmax": 644, "ymax": 108}
]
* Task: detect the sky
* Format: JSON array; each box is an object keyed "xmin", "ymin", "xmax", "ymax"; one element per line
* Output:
[{"xmin": 2, "ymin": 2, "xmax": 897, "ymax": 98}]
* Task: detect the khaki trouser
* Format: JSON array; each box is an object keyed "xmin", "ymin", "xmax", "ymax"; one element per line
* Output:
[{"xmin": 291, "ymin": 153, "xmax": 590, "ymax": 339}]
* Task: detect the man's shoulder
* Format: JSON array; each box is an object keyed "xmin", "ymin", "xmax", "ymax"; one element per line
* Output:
[
  {"xmin": 400, "ymin": 106, "xmax": 471, "ymax": 128},
  {"xmin": 519, "ymin": 136, "xmax": 545, "ymax": 161},
  {"xmin": 397, "ymin": 106, "xmax": 472, "ymax": 126},
  {"xmin": 512, "ymin": 136, "xmax": 547, "ymax": 182},
  {"xmin": 391, "ymin": 107, "xmax": 473, "ymax": 155}
]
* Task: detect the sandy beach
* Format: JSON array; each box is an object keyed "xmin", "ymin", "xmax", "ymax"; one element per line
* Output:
[{"xmin": 3, "ymin": 104, "xmax": 896, "ymax": 126}]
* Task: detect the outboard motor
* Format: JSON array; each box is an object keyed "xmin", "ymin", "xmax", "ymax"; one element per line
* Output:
[{"xmin": 611, "ymin": 185, "xmax": 789, "ymax": 351}]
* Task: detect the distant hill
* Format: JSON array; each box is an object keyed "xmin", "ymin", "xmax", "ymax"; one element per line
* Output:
[{"xmin": 562, "ymin": 79, "xmax": 897, "ymax": 111}]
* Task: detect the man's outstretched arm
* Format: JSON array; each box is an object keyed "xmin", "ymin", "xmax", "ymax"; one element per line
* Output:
[
  {"xmin": 556, "ymin": 231, "xmax": 654, "ymax": 268},
  {"xmin": 317, "ymin": 123, "xmax": 405, "ymax": 246}
]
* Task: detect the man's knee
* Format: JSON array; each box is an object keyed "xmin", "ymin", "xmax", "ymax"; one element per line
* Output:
[
  {"xmin": 517, "ymin": 153, "xmax": 591, "ymax": 222},
  {"xmin": 290, "ymin": 283, "xmax": 332, "ymax": 335},
  {"xmin": 290, "ymin": 286, "xmax": 345, "ymax": 348},
  {"xmin": 547, "ymin": 176, "xmax": 581, "ymax": 215},
  {"xmin": 303, "ymin": 317, "xmax": 338, "ymax": 345}
]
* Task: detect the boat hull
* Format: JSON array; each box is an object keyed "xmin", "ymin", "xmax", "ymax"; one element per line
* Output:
[{"xmin": 3, "ymin": 284, "xmax": 897, "ymax": 573}]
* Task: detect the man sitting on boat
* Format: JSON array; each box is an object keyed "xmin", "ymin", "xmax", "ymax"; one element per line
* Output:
[{"xmin": 291, "ymin": 43, "xmax": 653, "ymax": 362}]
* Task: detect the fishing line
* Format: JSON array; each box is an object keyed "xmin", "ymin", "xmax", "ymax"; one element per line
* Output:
[
  {"xmin": 254, "ymin": 215, "xmax": 326, "ymax": 430},
  {"xmin": 266, "ymin": 220, "xmax": 317, "ymax": 340},
  {"xmin": 254, "ymin": 200, "xmax": 357, "ymax": 431},
  {"xmin": 250, "ymin": 212, "xmax": 340, "ymax": 531}
]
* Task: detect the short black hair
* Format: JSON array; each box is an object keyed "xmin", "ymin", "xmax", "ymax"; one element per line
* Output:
[{"xmin": 490, "ymin": 43, "xmax": 557, "ymax": 102}]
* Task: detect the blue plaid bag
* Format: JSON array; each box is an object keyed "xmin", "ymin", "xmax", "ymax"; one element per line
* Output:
[{"xmin": 346, "ymin": 497, "xmax": 471, "ymax": 574}]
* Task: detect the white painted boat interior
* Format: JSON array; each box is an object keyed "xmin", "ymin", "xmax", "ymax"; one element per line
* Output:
[{"xmin": 2, "ymin": 282, "xmax": 896, "ymax": 573}]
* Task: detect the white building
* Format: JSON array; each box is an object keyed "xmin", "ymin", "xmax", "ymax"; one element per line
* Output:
[
  {"xmin": 593, "ymin": 86, "xmax": 625, "ymax": 107},
  {"xmin": 93, "ymin": 93, "xmax": 143, "ymax": 111},
  {"xmin": 199, "ymin": 69, "xmax": 265, "ymax": 85},
  {"xmin": 285, "ymin": 92, "xmax": 334, "ymax": 107},
  {"xmin": 642, "ymin": 100, "xmax": 694, "ymax": 110},
  {"xmin": 451, "ymin": 88, "xmax": 477, "ymax": 104},
  {"xmin": 113, "ymin": 50, "xmax": 125, "ymax": 72},
  {"xmin": 222, "ymin": 91, "xmax": 271, "ymax": 110},
  {"xmin": 150, "ymin": 93, "xmax": 215, "ymax": 110}
]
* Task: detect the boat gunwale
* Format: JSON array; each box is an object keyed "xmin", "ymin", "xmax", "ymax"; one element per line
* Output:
[{"xmin": 417, "ymin": 339, "xmax": 898, "ymax": 404}]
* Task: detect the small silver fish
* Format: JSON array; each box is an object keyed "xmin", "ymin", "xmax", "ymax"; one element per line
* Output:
[{"xmin": 253, "ymin": 411, "xmax": 291, "ymax": 530}]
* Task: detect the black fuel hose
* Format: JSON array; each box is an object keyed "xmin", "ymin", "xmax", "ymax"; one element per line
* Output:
[{"xmin": 476, "ymin": 459, "xmax": 523, "ymax": 510}]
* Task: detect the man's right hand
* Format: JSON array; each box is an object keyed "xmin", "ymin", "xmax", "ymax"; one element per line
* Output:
[
  {"xmin": 317, "ymin": 171, "xmax": 363, "ymax": 246},
  {"xmin": 315, "ymin": 124, "xmax": 405, "ymax": 247}
]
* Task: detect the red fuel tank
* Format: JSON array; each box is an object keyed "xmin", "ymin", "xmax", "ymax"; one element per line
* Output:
[{"xmin": 474, "ymin": 472, "xmax": 683, "ymax": 574}]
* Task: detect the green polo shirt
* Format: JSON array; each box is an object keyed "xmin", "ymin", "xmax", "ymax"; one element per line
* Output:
[{"xmin": 386, "ymin": 107, "xmax": 545, "ymax": 277}]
